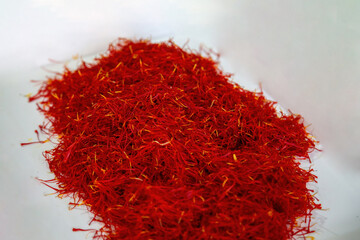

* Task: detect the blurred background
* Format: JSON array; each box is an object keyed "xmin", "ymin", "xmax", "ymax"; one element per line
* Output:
[{"xmin": 0, "ymin": 0, "xmax": 359, "ymax": 239}]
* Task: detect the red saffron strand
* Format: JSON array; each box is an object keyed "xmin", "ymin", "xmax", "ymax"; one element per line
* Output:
[{"xmin": 25, "ymin": 38, "xmax": 321, "ymax": 240}]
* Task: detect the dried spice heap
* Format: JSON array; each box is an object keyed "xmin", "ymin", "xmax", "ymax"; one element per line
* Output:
[{"xmin": 29, "ymin": 39, "xmax": 321, "ymax": 240}]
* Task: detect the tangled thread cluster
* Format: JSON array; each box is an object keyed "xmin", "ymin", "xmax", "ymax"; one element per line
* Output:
[{"xmin": 30, "ymin": 39, "xmax": 321, "ymax": 240}]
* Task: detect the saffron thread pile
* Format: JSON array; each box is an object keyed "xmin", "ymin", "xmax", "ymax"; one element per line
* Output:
[{"xmin": 27, "ymin": 39, "xmax": 321, "ymax": 239}]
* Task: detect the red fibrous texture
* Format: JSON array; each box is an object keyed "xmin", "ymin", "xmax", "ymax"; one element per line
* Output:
[{"xmin": 29, "ymin": 39, "xmax": 321, "ymax": 240}]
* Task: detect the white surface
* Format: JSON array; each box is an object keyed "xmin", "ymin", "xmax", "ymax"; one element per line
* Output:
[{"xmin": 1, "ymin": 1, "xmax": 360, "ymax": 239}]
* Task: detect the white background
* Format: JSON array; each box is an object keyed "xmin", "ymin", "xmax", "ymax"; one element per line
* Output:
[{"xmin": 1, "ymin": 1, "xmax": 359, "ymax": 239}]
